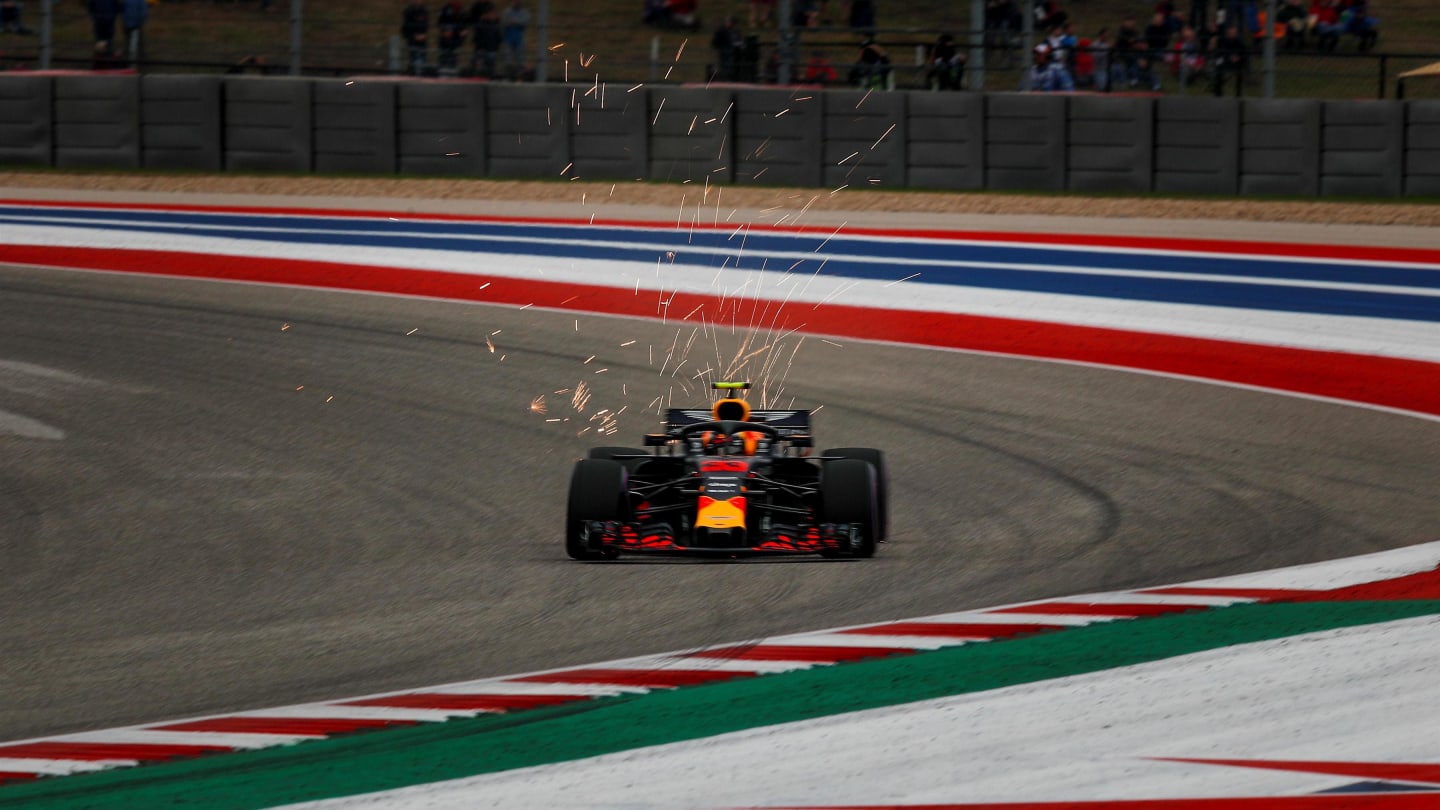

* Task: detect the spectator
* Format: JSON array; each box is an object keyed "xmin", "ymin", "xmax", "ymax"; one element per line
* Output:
[
  {"xmin": 749, "ymin": 0, "xmax": 774, "ymax": 28},
  {"xmin": 401, "ymin": 0, "xmax": 428, "ymax": 75},
  {"xmin": 1033, "ymin": 0, "xmax": 1066, "ymax": 30},
  {"xmin": 1, "ymin": 0, "xmax": 32, "ymax": 35},
  {"xmin": 121, "ymin": 0, "xmax": 146, "ymax": 64},
  {"xmin": 1212, "ymin": 22, "xmax": 1245, "ymax": 95},
  {"xmin": 848, "ymin": 0, "xmax": 876, "ymax": 36},
  {"xmin": 499, "ymin": 0, "xmax": 529, "ymax": 79},
  {"xmin": 711, "ymin": 15, "xmax": 743, "ymax": 81},
  {"xmin": 665, "ymin": 0, "xmax": 699, "ymax": 29},
  {"xmin": 1114, "ymin": 16, "xmax": 1140, "ymax": 86},
  {"xmin": 1090, "ymin": 27, "xmax": 1116, "ymax": 91},
  {"xmin": 802, "ymin": 49, "xmax": 837, "ymax": 84},
  {"xmin": 1275, "ymin": 0, "xmax": 1307, "ymax": 49},
  {"xmin": 792, "ymin": 0, "xmax": 819, "ymax": 28},
  {"xmin": 470, "ymin": 2, "xmax": 500, "ymax": 76},
  {"xmin": 1176, "ymin": 25, "xmax": 1206, "ymax": 87},
  {"xmin": 984, "ymin": 0, "xmax": 1022, "ymax": 66},
  {"xmin": 1311, "ymin": 0, "xmax": 1342, "ymax": 52},
  {"xmin": 1342, "ymin": 0, "xmax": 1378, "ymax": 51},
  {"xmin": 1023, "ymin": 42, "xmax": 1073, "ymax": 91},
  {"xmin": 1144, "ymin": 12, "xmax": 1172, "ymax": 61},
  {"xmin": 89, "ymin": 0, "xmax": 121, "ymax": 58},
  {"xmin": 436, "ymin": 0, "xmax": 466, "ymax": 73},
  {"xmin": 1073, "ymin": 31, "xmax": 1097, "ymax": 88},
  {"xmin": 926, "ymin": 32, "xmax": 966, "ymax": 90},
  {"xmin": 848, "ymin": 37, "xmax": 891, "ymax": 89}
]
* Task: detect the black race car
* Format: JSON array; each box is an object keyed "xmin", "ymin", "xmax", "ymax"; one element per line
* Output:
[{"xmin": 566, "ymin": 382, "xmax": 887, "ymax": 560}]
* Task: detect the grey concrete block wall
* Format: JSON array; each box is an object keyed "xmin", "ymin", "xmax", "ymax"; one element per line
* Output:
[
  {"xmin": 985, "ymin": 94, "xmax": 1065, "ymax": 191},
  {"xmin": 1155, "ymin": 97, "xmax": 1239, "ymax": 195},
  {"xmin": 54, "ymin": 76, "xmax": 139, "ymax": 169},
  {"xmin": 1404, "ymin": 101, "xmax": 1440, "ymax": 197},
  {"xmin": 733, "ymin": 88, "xmax": 822, "ymax": 186},
  {"xmin": 1240, "ymin": 99, "xmax": 1321, "ymax": 196},
  {"xmin": 1067, "ymin": 96, "xmax": 1153, "ymax": 193},
  {"xmin": 224, "ymin": 78, "xmax": 313, "ymax": 172},
  {"xmin": 822, "ymin": 90, "xmax": 906, "ymax": 189},
  {"xmin": 397, "ymin": 83, "xmax": 485, "ymax": 176},
  {"xmin": 313, "ymin": 81, "xmax": 396, "ymax": 175},
  {"xmin": 569, "ymin": 85, "xmax": 647, "ymax": 181},
  {"xmin": 0, "ymin": 76, "xmax": 52, "ymax": 167},
  {"xmin": 1320, "ymin": 101, "xmax": 1403, "ymax": 197},
  {"xmin": 647, "ymin": 87, "xmax": 733, "ymax": 184},
  {"xmin": 140, "ymin": 75, "xmax": 222, "ymax": 171},
  {"xmin": 486, "ymin": 84, "xmax": 570, "ymax": 178},
  {"xmin": 906, "ymin": 92, "xmax": 983, "ymax": 190}
]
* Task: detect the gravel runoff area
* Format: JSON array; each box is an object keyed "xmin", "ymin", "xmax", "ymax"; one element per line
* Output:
[{"xmin": 3, "ymin": 171, "xmax": 1439, "ymax": 247}]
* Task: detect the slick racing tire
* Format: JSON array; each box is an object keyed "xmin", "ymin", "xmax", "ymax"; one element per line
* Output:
[
  {"xmin": 822, "ymin": 447, "xmax": 889, "ymax": 542},
  {"xmin": 818, "ymin": 458, "xmax": 880, "ymax": 558},
  {"xmin": 566, "ymin": 459, "xmax": 628, "ymax": 561}
]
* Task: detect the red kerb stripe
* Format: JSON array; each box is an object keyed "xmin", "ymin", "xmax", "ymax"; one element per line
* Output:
[
  {"xmin": 0, "ymin": 741, "xmax": 231, "ymax": 761},
  {"xmin": 151, "ymin": 716, "xmax": 415, "ymax": 736},
  {"xmin": 512, "ymin": 668, "xmax": 752, "ymax": 687},
  {"xmin": 340, "ymin": 693, "xmax": 586, "ymax": 711},
  {"xmin": 1139, "ymin": 586, "xmax": 1313, "ymax": 600},
  {"xmin": 839, "ymin": 622, "xmax": 1067, "ymax": 640},
  {"xmin": 685, "ymin": 645, "xmax": 914, "ymax": 662},
  {"xmin": 992, "ymin": 602, "xmax": 1210, "ymax": 618}
]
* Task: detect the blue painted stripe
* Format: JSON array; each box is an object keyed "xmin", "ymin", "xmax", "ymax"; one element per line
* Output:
[{"xmin": 4, "ymin": 210, "xmax": 1440, "ymax": 323}]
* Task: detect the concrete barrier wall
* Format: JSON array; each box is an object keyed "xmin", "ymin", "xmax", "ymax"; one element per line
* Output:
[
  {"xmin": 224, "ymin": 78, "xmax": 312, "ymax": 173},
  {"xmin": 0, "ymin": 76, "xmax": 52, "ymax": 167},
  {"xmin": 313, "ymin": 80, "xmax": 396, "ymax": 175},
  {"xmin": 140, "ymin": 75, "xmax": 222, "ymax": 171},
  {"xmin": 1, "ymin": 75, "xmax": 1436, "ymax": 199},
  {"xmin": 985, "ymin": 94, "xmax": 1066, "ymax": 191},
  {"xmin": 648, "ymin": 86, "xmax": 732, "ymax": 184},
  {"xmin": 397, "ymin": 83, "xmax": 486, "ymax": 176},
  {"xmin": 54, "ymin": 76, "xmax": 139, "ymax": 169},
  {"xmin": 906, "ymin": 92, "xmax": 983, "ymax": 190},
  {"xmin": 1155, "ymin": 97, "xmax": 1239, "ymax": 195},
  {"xmin": 823, "ymin": 90, "xmax": 906, "ymax": 189},
  {"xmin": 1405, "ymin": 101, "xmax": 1440, "ymax": 198},
  {"xmin": 1240, "ymin": 99, "xmax": 1321, "ymax": 196},
  {"xmin": 570, "ymin": 85, "xmax": 647, "ymax": 181}
]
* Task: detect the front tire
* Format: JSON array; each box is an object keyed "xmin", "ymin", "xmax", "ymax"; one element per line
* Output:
[
  {"xmin": 566, "ymin": 459, "xmax": 628, "ymax": 561},
  {"xmin": 819, "ymin": 458, "xmax": 879, "ymax": 558},
  {"xmin": 822, "ymin": 447, "xmax": 888, "ymax": 542}
]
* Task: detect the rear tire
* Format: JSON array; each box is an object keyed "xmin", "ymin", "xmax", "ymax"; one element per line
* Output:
[
  {"xmin": 566, "ymin": 459, "xmax": 628, "ymax": 561},
  {"xmin": 587, "ymin": 446, "xmax": 649, "ymax": 461},
  {"xmin": 822, "ymin": 447, "xmax": 888, "ymax": 542},
  {"xmin": 819, "ymin": 458, "xmax": 879, "ymax": 558}
]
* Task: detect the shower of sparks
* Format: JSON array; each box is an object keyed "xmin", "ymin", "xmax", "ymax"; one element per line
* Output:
[
  {"xmin": 674, "ymin": 39, "xmax": 687, "ymax": 61},
  {"xmin": 485, "ymin": 336, "xmax": 496, "ymax": 353},
  {"xmin": 280, "ymin": 323, "xmax": 291, "ymax": 331},
  {"xmin": 325, "ymin": 396, "xmax": 334, "ymax": 403},
  {"xmin": 885, "ymin": 272, "xmax": 921, "ymax": 287},
  {"xmin": 561, "ymin": 162, "xmax": 573, "ymax": 176},
  {"xmin": 871, "ymin": 123, "xmax": 896, "ymax": 149},
  {"xmin": 652, "ymin": 97, "xmax": 666, "ymax": 125},
  {"xmin": 529, "ymin": 396, "xmax": 548, "ymax": 414},
  {"xmin": 295, "ymin": 385, "xmax": 304, "ymax": 391},
  {"xmin": 584, "ymin": 355, "xmax": 595, "ymax": 364},
  {"xmin": 406, "ymin": 328, "xmax": 418, "ymax": 336},
  {"xmin": 628, "ymin": 83, "xmax": 644, "ymax": 92},
  {"xmin": 593, "ymin": 368, "xmax": 608, "ymax": 374},
  {"xmin": 477, "ymin": 282, "xmax": 491, "ymax": 290},
  {"xmin": 856, "ymin": 88, "xmax": 874, "ymax": 108},
  {"xmin": 571, "ymin": 381, "xmax": 591, "ymax": 412},
  {"xmin": 621, "ymin": 340, "xmax": 636, "ymax": 346},
  {"xmin": 838, "ymin": 152, "xmax": 859, "ymax": 165},
  {"xmin": 820, "ymin": 339, "xmax": 843, "ymax": 347},
  {"xmin": 548, "ymin": 42, "xmax": 565, "ymax": 50}
]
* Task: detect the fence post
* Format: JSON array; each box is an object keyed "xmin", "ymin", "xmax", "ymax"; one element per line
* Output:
[
  {"xmin": 289, "ymin": 0, "xmax": 303, "ymax": 76},
  {"xmin": 969, "ymin": 0, "xmax": 985, "ymax": 91}
]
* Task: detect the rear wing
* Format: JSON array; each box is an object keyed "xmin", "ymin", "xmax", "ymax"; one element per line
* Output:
[{"xmin": 648, "ymin": 407, "xmax": 814, "ymax": 446}]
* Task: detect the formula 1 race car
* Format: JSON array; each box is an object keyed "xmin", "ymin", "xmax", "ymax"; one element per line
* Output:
[{"xmin": 566, "ymin": 382, "xmax": 888, "ymax": 560}]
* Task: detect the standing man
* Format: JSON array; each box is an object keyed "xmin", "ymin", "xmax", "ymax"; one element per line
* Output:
[
  {"xmin": 499, "ymin": 0, "xmax": 529, "ymax": 80},
  {"xmin": 711, "ymin": 16, "xmax": 743, "ymax": 82},
  {"xmin": 122, "ymin": 0, "xmax": 147, "ymax": 67},
  {"xmin": 88, "ymin": 0, "xmax": 121, "ymax": 61},
  {"xmin": 401, "ymin": 0, "xmax": 429, "ymax": 76}
]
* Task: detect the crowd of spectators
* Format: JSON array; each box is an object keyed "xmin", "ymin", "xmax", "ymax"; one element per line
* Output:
[
  {"xmin": 400, "ymin": 0, "xmax": 531, "ymax": 77},
  {"xmin": 996, "ymin": 0, "xmax": 1383, "ymax": 94}
]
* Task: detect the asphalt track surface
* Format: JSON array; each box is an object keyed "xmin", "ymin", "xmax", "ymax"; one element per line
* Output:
[{"xmin": 3, "ymin": 257, "xmax": 1439, "ymax": 745}]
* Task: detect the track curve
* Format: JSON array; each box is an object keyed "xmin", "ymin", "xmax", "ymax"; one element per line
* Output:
[{"xmin": 2, "ymin": 259, "xmax": 1438, "ymax": 743}]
